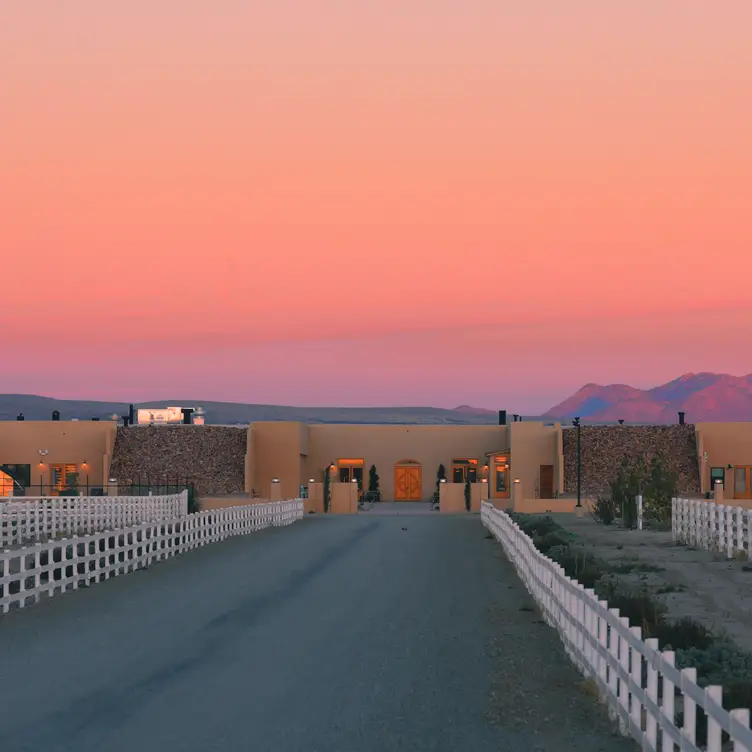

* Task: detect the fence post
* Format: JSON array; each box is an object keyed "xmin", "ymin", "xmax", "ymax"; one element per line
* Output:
[
  {"xmin": 636, "ymin": 494, "xmax": 643, "ymax": 530},
  {"xmin": 682, "ymin": 667, "xmax": 698, "ymax": 745}
]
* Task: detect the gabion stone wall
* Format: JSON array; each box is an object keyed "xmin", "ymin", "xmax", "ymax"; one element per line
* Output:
[
  {"xmin": 109, "ymin": 425, "xmax": 247, "ymax": 495},
  {"xmin": 562, "ymin": 424, "xmax": 700, "ymax": 496}
]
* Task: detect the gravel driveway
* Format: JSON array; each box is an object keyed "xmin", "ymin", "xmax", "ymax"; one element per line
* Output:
[{"xmin": 0, "ymin": 514, "xmax": 632, "ymax": 751}]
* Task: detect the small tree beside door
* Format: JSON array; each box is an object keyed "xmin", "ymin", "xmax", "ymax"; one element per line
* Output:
[
  {"xmin": 434, "ymin": 463, "xmax": 446, "ymax": 503},
  {"xmin": 367, "ymin": 464, "xmax": 380, "ymax": 502}
]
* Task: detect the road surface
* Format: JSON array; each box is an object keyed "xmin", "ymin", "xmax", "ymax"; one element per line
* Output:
[{"xmin": 0, "ymin": 513, "xmax": 633, "ymax": 751}]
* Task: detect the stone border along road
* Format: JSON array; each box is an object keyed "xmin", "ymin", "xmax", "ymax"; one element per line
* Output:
[
  {"xmin": 0, "ymin": 514, "xmax": 634, "ymax": 752},
  {"xmin": 554, "ymin": 513, "xmax": 752, "ymax": 655}
]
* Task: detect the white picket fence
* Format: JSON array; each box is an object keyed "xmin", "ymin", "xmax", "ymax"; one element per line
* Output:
[
  {"xmin": 0, "ymin": 493, "xmax": 189, "ymax": 548},
  {"xmin": 0, "ymin": 499, "xmax": 303, "ymax": 616},
  {"xmin": 673, "ymin": 497, "xmax": 751, "ymax": 559},
  {"xmin": 481, "ymin": 501, "xmax": 752, "ymax": 752}
]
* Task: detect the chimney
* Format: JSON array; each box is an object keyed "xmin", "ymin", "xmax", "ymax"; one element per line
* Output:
[
  {"xmin": 498, "ymin": 410, "xmax": 507, "ymax": 426},
  {"xmin": 678, "ymin": 411, "xmax": 685, "ymax": 425},
  {"xmin": 122, "ymin": 416, "xmax": 130, "ymax": 427},
  {"xmin": 129, "ymin": 404, "xmax": 135, "ymax": 424},
  {"xmin": 181, "ymin": 407, "xmax": 195, "ymax": 424},
  {"xmin": 52, "ymin": 410, "xmax": 60, "ymax": 421},
  {"xmin": 16, "ymin": 413, "xmax": 24, "ymax": 421},
  {"xmin": 618, "ymin": 419, "xmax": 624, "ymax": 425}
]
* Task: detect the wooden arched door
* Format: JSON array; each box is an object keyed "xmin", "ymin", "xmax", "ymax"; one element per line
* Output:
[{"xmin": 394, "ymin": 461, "xmax": 423, "ymax": 501}]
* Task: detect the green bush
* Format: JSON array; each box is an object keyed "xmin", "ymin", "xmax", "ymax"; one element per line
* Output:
[
  {"xmin": 368, "ymin": 465, "xmax": 380, "ymax": 502},
  {"xmin": 323, "ymin": 466, "xmax": 332, "ymax": 513},
  {"xmin": 187, "ymin": 483, "xmax": 199, "ymax": 514}
]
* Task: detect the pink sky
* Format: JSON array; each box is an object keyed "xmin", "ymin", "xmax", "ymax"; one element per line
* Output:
[{"xmin": 2, "ymin": 2, "xmax": 751, "ymax": 412}]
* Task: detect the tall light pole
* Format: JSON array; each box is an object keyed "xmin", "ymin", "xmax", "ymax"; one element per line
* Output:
[{"xmin": 572, "ymin": 417, "xmax": 582, "ymax": 508}]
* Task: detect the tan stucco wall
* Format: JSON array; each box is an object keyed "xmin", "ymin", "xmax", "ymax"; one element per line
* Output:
[
  {"xmin": 0, "ymin": 420, "xmax": 117, "ymax": 491},
  {"xmin": 508, "ymin": 422, "xmax": 561, "ymax": 498},
  {"xmin": 305, "ymin": 424, "xmax": 508, "ymax": 501},
  {"xmin": 250, "ymin": 422, "xmax": 307, "ymax": 501},
  {"xmin": 330, "ymin": 482, "xmax": 358, "ymax": 514},
  {"xmin": 439, "ymin": 481, "xmax": 487, "ymax": 513},
  {"xmin": 695, "ymin": 422, "xmax": 752, "ymax": 497}
]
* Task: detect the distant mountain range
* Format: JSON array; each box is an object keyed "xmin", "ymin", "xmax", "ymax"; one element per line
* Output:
[
  {"xmin": 2, "ymin": 373, "xmax": 750, "ymax": 425},
  {"xmin": 543, "ymin": 372, "xmax": 752, "ymax": 423},
  {"xmin": 0, "ymin": 394, "xmax": 508, "ymax": 425}
]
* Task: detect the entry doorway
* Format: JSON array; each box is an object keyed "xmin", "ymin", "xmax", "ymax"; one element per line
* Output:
[
  {"xmin": 394, "ymin": 461, "xmax": 423, "ymax": 501},
  {"xmin": 539, "ymin": 465, "xmax": 555, "ymax": 499}
]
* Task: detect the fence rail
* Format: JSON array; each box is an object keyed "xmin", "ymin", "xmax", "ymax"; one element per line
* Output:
[
  {"xmin": 0, "ymin": 499, "xmax": 303, "ymax": 616},
  {"xmin": 0, "ymin": 493, "xmax": 188, "ymax": 547},
  {"xmin": 481, "ymin": 501, "xmax": 752, "ymax": 752},
  {"xmin": 673, "ymin": 497, "xmax": 751, "ymax": 558}
]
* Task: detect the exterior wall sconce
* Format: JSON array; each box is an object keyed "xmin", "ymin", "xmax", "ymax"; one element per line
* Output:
[
  {"xmin": 272, "ymin": 478, "xmax": 280, "ymax": 484},
  {"xmin": 351, "ymin": 478, "xmax": 358, "ymax": 483},
  {"xmin": 440, "ymin": 478, "xmax": 447, "ymax": 483},
  {"xmin": 728, "ymin": 464, "xmax": 734, "ymax": 470},
  {"xmin": 513, "ymin": 479, "xmax": 520, "ymax": 484},
  {"xmin": 308, "ymin": 478, "xmax": 316, "ymax": 483},
  {"xmin": 481, "ymin": 478, "xmax": 488, "ymax": 483}
]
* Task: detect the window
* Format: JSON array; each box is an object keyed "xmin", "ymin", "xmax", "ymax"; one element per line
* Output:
[
  {"xmin": 493, "ymin": 455, "xmax": 509, "ymax": 497},
  {"xmin": 734, "ymin": 467, "xmax": 752, "ymax": 499},
  {"xmin": 299, "ymin": 484, "xmax": 309, "ymax": 499},
  {"xmin": 452, "ymin": 459, "xmax": 478, "ymax": 484},
  {"xmin": 51, "ymin": 464, "xmax": 78, "ymax": 492},
  {"xmin": 0, "ymin": 464, "xmax": 31, "ymax": 496},
  {"xmin": 337, "ymin": 459, "xmax": 364, "ymax": 490},
  {"xmin": 709, "ymin": 467, "xmax": 725, "ymax": 490}
]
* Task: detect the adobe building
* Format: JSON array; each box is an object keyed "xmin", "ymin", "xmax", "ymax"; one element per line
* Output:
[{"xmin": 1, "ymin": 411, "xmax": 751, "ymax": 510}]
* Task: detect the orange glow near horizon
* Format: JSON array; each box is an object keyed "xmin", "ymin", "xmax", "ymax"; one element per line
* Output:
[{"xmin": 1, "ymin": 2, "xmax": 751, "ymax": 411}]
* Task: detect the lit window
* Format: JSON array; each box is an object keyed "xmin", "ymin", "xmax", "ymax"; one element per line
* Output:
[{"xmin": 451, "ymin": 459, "xmax": 478, "ymax": 483}]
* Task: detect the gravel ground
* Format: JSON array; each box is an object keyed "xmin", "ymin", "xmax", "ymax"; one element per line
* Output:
[
  {"xmin": 554, "ymin": 513, "xmax": 752, "ymax": 654},
  {"xmin": 0, "ymin": 514, "xmax": 633, "ymax": 751}
]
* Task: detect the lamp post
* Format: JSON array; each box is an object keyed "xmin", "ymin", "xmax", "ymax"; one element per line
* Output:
[{"xmin": 572, "ymin": 417, "xmax": 582, "ymax": 508}]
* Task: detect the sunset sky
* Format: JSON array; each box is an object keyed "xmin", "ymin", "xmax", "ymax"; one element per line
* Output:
[{"xmin": 2, "ymin": 2, "xmax": 751, "ymax": 412}]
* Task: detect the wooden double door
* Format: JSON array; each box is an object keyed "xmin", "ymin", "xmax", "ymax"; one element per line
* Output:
[{"xmin": 394, "ymin": 463, "xmax": 423, "ymax": 501}]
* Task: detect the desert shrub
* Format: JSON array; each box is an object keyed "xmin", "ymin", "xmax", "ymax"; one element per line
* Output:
[
  {"xmin": 654, "ymin": 617, "xmax": 714, "ymax": 652},
  {"xmin": 533, "ymin": 530, "xmax": 573, "ymax": 555},
  {"xmin": 643, "ymin": 453, "xmax": 678, "ymax": 525},
  {"xmin": 596, "ymin": 576, "xmax": 667, "ymax": 633},
  {"xmin": 591, "ymin": 494, "xmax": 617, "ymax": 525},
  {"xmin": 510, "ymin": 514, "xmax": 562, "ymax": 539}
]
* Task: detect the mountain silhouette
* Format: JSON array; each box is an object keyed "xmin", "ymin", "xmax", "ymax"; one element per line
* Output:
[{"xmin": 543, "ymin": 372, "xmax": 752, "ymax": 422}]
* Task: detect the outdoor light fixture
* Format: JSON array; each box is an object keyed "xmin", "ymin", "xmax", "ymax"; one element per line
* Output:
[
  {"xmin": 308, "ymin": 478, "xmax": 315, "ymax": 483},
  {"xmin": 513, "ymin": 478, "xmax": 520, "ymax": 484},
  {"xmin": 272, "ymin": 478, "xmax": 280, "ymax": 484},
  {"xmin": 38, "ymin": 449, "xmax": 48, "ymax": 456},
  {"xmin": 440, "ymin": 478, "xmax": 447, "ymax": 483},
  {"xmin": 728, "ymin": 464, "xmax": 734, "ymax": 470}
]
